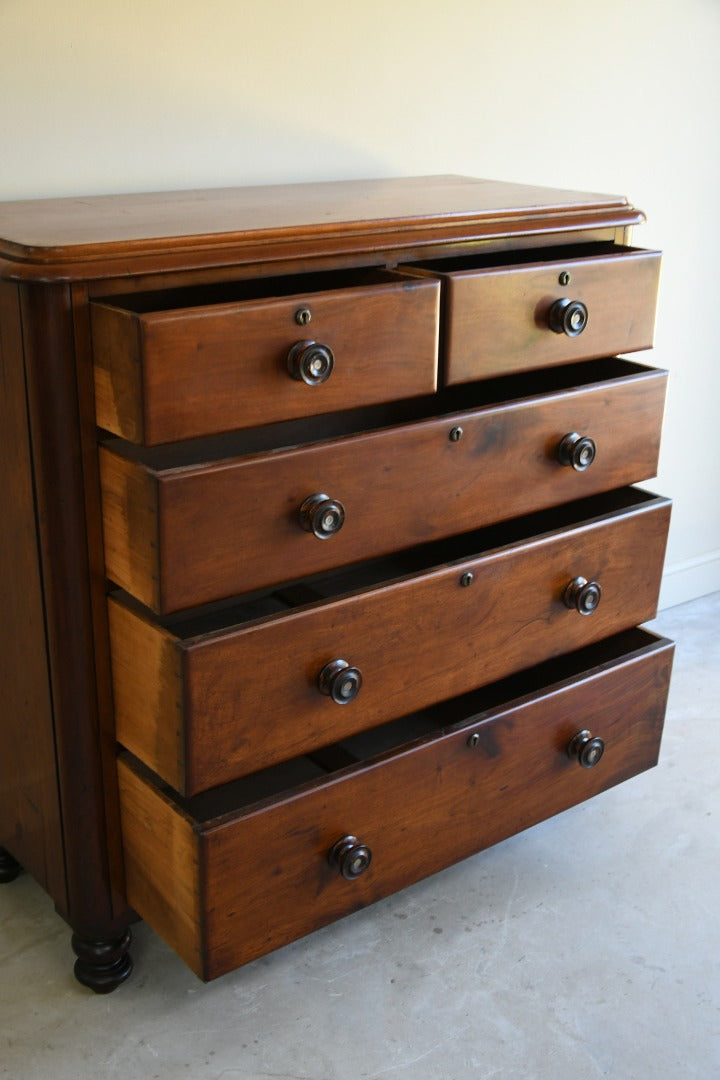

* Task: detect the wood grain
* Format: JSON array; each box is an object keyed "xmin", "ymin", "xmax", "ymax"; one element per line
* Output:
[
  {"xmin": 117, "ymin": 632, "xmax": 673, "ymax": 980},
  {"xmin": 70, "ymin": 280, "xmax": 135, "ymax": 921},
  {"xmin": 109, "ymin": 600, "xmax": 185, "ymax": 792},
  {"xmin": 91, "ymin": 274, "xmax": 440, "ymax": 444},
  {"xmin": 0, "ymin": 281, "xmax": 66, "ymax": 903},
  {"xmin": 108, "ymin": 492, "xmax": 671, "ymax": 794},
  {"xmin": 0, "ymin": 176, "xmax": 641, "ymax": 265},
  {"xmin": 18, "ymin": 282, "xmax": 125, "ymax": 935},
  {"xmin": 92, "ymin": 303, "xmax": 144, "ymax": 441},
  {"xmin": 440, "ymin": 247, "xmax": 661, "ymax": 382},
  {"xmin": 117, "ymin": 759, "xmax": 202, "ymax": 976},
  {"xmin": 0, "ymin": 176, "xmax": 672, "ymax": 989},
  {"xmin": 100, "ymin": 361, "xmax": 667, "ymax": 614},
  {"xmin": 99, "ymin": 448, "xmax": 160, "ymax": 610}
]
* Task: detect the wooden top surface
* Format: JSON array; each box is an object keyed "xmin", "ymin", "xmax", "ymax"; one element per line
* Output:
[{"xmin": 0, "ymin": 175, "xmax": 643, "ymax": 281}]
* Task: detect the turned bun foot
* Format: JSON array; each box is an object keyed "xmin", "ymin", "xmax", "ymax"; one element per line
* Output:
[
  {"xmin": 0, "ymin": 847, "xmax": 22, "ymax": 883},
  {"xmin": 71, "ymin": 928, "xmax": 133, "ymax": 993}
]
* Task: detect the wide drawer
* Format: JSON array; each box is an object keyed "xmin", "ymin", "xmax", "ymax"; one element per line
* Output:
[
  {"xmin": 109, "ymin": 488, "xmax": 671, "ymax": 794},
  {"xmin": 406, "ymin": 244, "xmax": 661, "ymax": 384},
  {"xmin": 100, "ymin": 358, "xmax": 667, "ymax": 614},
  {"xmin": 117, "ymin": 628, "xmax": 674, "ymax": 981},
  {"xmin": 91, "ymin": 268, "xmax": 440, "ymax": 445}
]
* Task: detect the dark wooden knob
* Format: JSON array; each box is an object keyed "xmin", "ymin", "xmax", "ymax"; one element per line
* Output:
[
  {"xmin": 563, "ymin": 576, "xmax": 602, "ymax": 615},
  {"xmin": 567, "ymin": 729, "xmax": 605, "ymax": 768},
  {"xmin": 318, "ymin": 659, "xmax": 362, "ymax": 703},
  {"xmin": 287, "ymin": 340, "xmax": 334, "ymax": 385},
  {"xmin": 329, "ymin": 835, "xmax": 372, "ymax": 880},
  {"xmin": 557, "ymin": 432, "xmax": 596, "ymax": 471},
  {"xmin": 298, "ymin": 493, "xmax": 345, "ymax": 539},
  {"xmin": 548, "ymin": 298, "xmax": 588, "ymax": 337}
]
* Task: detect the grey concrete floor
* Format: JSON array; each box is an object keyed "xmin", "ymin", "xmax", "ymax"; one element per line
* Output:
[{"xmin": 1, "ymin": 593, "xmax": 718, "ymax": 1080}]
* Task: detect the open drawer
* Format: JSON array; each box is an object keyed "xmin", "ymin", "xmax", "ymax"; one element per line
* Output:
[
  {"xmin": 117, "ymin": 628, "xmax": 674, "ymax": 981},
  {"xmin": 99, "ymin": 358, "xmax": 667, "ymax": 614},
  {"xmin": 403, "ymin": 243, "xmax": 661, "ymax": 384},
  {"xmin": 91, "ymin": 267, "xmax": 440, "ymax": 444},
  {"xmin": 109, "ymin": 487, "xmax": 671, "ymax": 794}
]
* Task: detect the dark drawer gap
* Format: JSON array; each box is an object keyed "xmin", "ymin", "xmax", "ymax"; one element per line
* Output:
[
  {"xmin": 124, "ymin": 626, "xmax": 670, "ymax": 824},
  {"xmin": 95, "ymin": 266, "xmax": 394, "ymax": 315},
  {"xmin": 102, "ymin": 356, "xmax": 657, "ymax": 472},
  {"xmin": 129, "ymin": 486, "xmax": 661, "ymax": 640},
  {"xmin": 406, "ymin": 241, "xmax": 636, "ymax": 275}
]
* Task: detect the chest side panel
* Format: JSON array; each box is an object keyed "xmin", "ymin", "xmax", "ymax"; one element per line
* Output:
[{"xmin": 0, "ymin": 281, "xmax": 66, "ymax": 906}]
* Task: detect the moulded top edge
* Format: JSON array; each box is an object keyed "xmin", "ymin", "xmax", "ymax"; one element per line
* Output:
[{"xmin": 0, "ymin": 175, "xmax": 642, "ymax": 270}]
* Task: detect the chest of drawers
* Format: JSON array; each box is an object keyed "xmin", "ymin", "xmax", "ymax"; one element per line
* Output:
[{"xmin": 0, "ymin": 176, "xmax": 674, "ymax": 991}]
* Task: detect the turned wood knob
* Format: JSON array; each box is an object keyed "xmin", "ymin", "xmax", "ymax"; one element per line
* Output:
[
  {"xmin": 329, "ymin": 835, "xmax": 372, "ymax": 879},
  {"xmin": 563, "ymin": 576, "xmax": 602, "ymax": 615},
  {"xmin": 318, "ymin": 659, "xmax": 362, "ymax": 703},
  {"xmin": 298, "ymin": 493, "xmax": 345, "ymax": 538},
  {"xmin": 548, "ymin": 298, "xmax": 588, "ymax": 337},
  {"xmin": 567, "ymin": 729, "xmax": 605, "ymax": 768},
  {"xmin": 287, "ymin": 340, "xmax": 335, "ymax": 385},
  {"xmin": 557, "ymin": 432, "xmax": 597, "ymax": 471}
]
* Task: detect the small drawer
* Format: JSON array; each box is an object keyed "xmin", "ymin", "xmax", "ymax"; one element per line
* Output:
[
  {"xmin": 405, "ymin": 243, "xmax": 661, "ymax": 384},
  {"xmin": 117, "ymin": 628, "xmax": 674, "ymax": 981},
  {"xmin": 91, "ymin": 268, "xmax": 440, "ymax": 444},
  {"xmin": 109, "ymin": 488, "xmax": 670, "ymax": 794},
  {"xmin": 99, "ymin": 358, "xmax": 667, "ymax": 614}
]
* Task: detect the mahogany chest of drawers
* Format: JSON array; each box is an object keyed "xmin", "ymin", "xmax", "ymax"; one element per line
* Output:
[{"xmin": 0, "ymin": 176, "xmax": 674, "ymax": 990}]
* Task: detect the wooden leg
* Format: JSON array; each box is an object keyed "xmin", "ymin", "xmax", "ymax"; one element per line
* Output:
[
  {"xmin": 0, "ymin": 847, "xmax": 22, "ymax": 883},
  {"xmin": 71, "ymin": 928, "xmax": 133, "ymax": 993}
]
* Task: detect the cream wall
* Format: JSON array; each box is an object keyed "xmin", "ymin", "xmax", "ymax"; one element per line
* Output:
[{"xmin": 2, "ymin": 0, "xmax": 718, "ymax": 607}]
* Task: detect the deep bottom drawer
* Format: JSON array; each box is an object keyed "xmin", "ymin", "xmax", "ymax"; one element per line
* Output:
[{"xmin": 118, "ymin": 628, "xmax": 674, "ymax": 981}]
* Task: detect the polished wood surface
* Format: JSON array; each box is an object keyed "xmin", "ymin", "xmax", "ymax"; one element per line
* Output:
[
  {"xmin": 117, "ymin": 632, "xmax": 673, "ymax": 980},
  {"xmin": 439, "ymin": 247, "xmax": 661, "ymax": 383},
  {"xmin": 0, "ymin": 282, "xmax": 66, "ymax": 902},
  {"xmin": 118, "ymin": 760, "xmax": 202, "ymax": 976},
  {"xmin": 18, "ymin": 283, "xmax": 127, "ymax": 935},
  {"xmin": 0, "ymin": 175, "xmax": 672, "ymax": 988},
  {"xmin": 92, "ymin": 272, "xmax": 439, "ymax": 444},
  {"xmin": 99, "ymin": 450, "xmax": 161, "ymax": 611},
  {"xmin": 0, "ymin": 176, "xmax": 639, "ymax": 262},
  {"xmin": 99, "ymin": 360, "xmax": 667, "ymax": 614},
  {"xmin": 108, "ymin": 601, "xmax": 185, "ymax": 789},
  {"xmin": 109, "ymin": 491, "xmax": 670, "ymax": 793},
  {"xmin": 0, "ymin": 177, "xmax": 645, "ymax": 284}
]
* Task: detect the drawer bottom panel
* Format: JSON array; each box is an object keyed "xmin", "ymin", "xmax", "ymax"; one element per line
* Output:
[{"xmin": 118, "ymin": 629, "xmax": 674, "ymax": 981}]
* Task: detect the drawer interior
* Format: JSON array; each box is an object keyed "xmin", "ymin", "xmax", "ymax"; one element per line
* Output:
[
  {"xmin": 94, "ymin": 266, "xmax": 404, "ymax": 315},
  {"xmin": 127, "ymin": 627, "xmax": 670, "ymax": 826},
  {"xmin": 102, "ymin": 356, "xmax": 661, "ymax": 471},
  {"xmin": 126, "ymin": 485, "xmax": 662, "ymax": 640},
  {"xmin": 405, "ymin": 241, "xmax": 644, "ymax": 275}
]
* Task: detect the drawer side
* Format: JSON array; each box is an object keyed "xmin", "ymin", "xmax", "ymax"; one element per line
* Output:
[
  {"xmin": 109, "ymin": 597, "xmax": 185, "ymax": 793},
  {"xmin": 92, "ymin": 303, "xmax": 145, "ymax": 442},
  {"xmin": 118, "ymin": 757, "xmax": 203, "ymax": 977},
  {"xmin": 99, "ymin": 447, "xmax": 161, "ymax": 610}
]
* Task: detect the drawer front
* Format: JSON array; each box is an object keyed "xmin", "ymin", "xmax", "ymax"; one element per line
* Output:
[
  {"xmin": 436, "ymin": 247, "xmax": 660, "ymax": 384},
  {"xmin": 109, "ymin": 491, "xmax": 671, "ymax": 793},
  {"xmin": 117, "ymin": 632, "xmax": 674, "ymax": 980},
  {"xmin": 100, "ymin": 361, "xmax": 667, "ymax": 614},
  {"xmin": 91, "ymin": 274, "xmax": 440, "ymax": 444}
]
